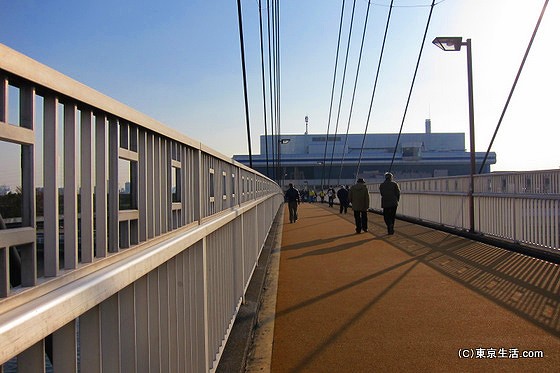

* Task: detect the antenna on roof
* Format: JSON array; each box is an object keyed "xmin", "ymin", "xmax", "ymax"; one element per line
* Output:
[{"xmin": 305, "ymin": 115, "xmax": 309, "ymax": 134}]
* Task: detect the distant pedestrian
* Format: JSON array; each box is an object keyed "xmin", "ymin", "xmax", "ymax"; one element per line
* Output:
[
  {"xmin": 327, "ymin": 186, "xmax": 336, "ymax": 207},
  {"xmin": 285, "ymin": 183, "xmax": 301, "ymax": 223},
  {"xmin": 319, "ymin": 190, "xmax": 325, "ymax": 204},
  {"xmin": 337, "ymin": 185, "xmax": 349, "ymax": 214},
  {"xmin": 309, "ymin": 189, "xmax": 316, "ymax": 203},
  {"xmin": 379, "ymin": 172, "xmax": 400, "ymax": 235},
  {"xmin": 349, "ymin": 178, "xmax": 370, "ymax": 233}
]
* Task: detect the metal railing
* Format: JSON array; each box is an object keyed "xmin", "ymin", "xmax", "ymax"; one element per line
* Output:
[
  {"xmin": 0, "ymin": 43, "xmax": 283, "ymax": 372},
  {"xmin": 368, "ymin": 170, "xmax": 560, "ymax": 252}
]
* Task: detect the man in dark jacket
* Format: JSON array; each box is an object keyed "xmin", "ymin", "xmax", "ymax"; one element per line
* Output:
[
  {"xmin": 349, "ymin": 178, "xmax": 370, "ymax": 233},
  {"xmin": 285, "ymin": 183, "xmax": 301, "ymax": 223},
  {"xmin": 337, "ymin": 185, "xmax": 349, "ymax": 214},
  {"xmin": 379, "ymin": 172, "xmax": 400, "ymax": 235}
]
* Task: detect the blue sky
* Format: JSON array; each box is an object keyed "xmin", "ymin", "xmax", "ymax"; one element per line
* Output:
[{"xmin": 1, "ymin": 0, "xmax": 559, "ymax": 189}]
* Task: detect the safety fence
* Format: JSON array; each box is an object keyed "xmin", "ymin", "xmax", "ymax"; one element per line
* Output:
[
  {"xmin": 0, "ymin": 43, "xmax": 283, "ymax": 372},
  {"xmin": 368, "ymin": 170, "xmax": 560, "ymax": 252}
]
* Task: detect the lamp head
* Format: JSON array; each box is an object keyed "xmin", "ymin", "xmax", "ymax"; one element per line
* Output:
[{"xmin": 432, "ymin": 36, "xmax": 464, "ymax": 51}]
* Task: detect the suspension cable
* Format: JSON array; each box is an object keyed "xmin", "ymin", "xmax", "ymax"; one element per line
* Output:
[
  {"xmin": 320, "ymin": 0, "xmax": 346, "ymax": 189},
  {"xmin": 355, "ymin": 0, "xmax": 395, "ymax": 177},
  {"xmin": 275, "ymin": 0, "xmax": 282, "ymax": 183},
  {"xmin": 267, "ymin": 0, "xmax": 276, "ymax": 180},
  {"xmin": 258, "ymin": 0, "xmax": 269, "ymax": 177},
  {"xmin": 479, "ymin": 0, "xmax": 550, "ymax": 173},
  {"xmin": 388, "ymin": 0, "xmax": 436, "ymax": 172},
  {"xmin": 236, "ymin": 0, "xmax": 253, "ymax": 168},
  {"xmin": 338, "ymin": 0, "xmax": 373, "ymax": 185},
  {"xmin": 326, "ymin": 0, "xmax": 358, "ymax": 187}
]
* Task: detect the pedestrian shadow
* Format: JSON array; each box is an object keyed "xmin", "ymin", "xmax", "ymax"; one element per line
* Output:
[
  {"xmin": 289, "ymin": 237, "xmax": 376, "ymax": 259},
  {"xmin": 280, "ymin": 233, "xmax": 358, "ymax": 252}
]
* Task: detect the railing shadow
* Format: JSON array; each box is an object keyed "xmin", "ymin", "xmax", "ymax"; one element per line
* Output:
[{"xmin": 370, "ymin": 216, "xmax": 560, "ymax": 338}]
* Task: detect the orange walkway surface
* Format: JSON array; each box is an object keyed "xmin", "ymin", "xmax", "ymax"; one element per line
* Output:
[{"xmin": 264, "ymin": 203, "xmax": 560, "ymax": 372}]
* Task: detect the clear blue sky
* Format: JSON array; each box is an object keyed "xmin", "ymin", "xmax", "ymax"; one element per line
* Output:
[{"xmin": 1, "ymin": 0, "xmax": 559, "ymax": 189}]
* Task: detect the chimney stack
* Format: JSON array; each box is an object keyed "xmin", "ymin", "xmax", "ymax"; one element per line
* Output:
[{"xmin": 425, "ymin": 119, "xmax": 431, "ymax": 134}]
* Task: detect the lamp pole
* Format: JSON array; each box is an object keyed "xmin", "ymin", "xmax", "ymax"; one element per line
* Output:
[
  {"xmin": 433, "ymin": 36, "xmax": 476, "ymax": 232},
  {"xmin": 278, "ymin": 138, "xmax": 291, "ymax": 188}
]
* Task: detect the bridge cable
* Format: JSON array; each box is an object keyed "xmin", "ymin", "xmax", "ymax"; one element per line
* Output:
[
  {"xmin": 258, "ymin": 0, "xmax": 270, "ymax": 177},
  {"xmin": 320, "ymin": 0, "xmax": 347, "ymax": 189},
  {"xmin": 326, "ymin": 0, "xmax": 358, "ymax": 188},
  {"xmin": 274, "ymin": 0, "xmax": 282, "ymax": 183},
  {"xmin": 355, "ymin": 0, "xmax": 395, "ymax": 177},
  {"xmin": 388, "ymin": 0, "xmax": 437, "ymax": 173},
  {"xmin": 236, "ymin": 0, "xmax": 253, "ymax": 168},
  {"xmin": 259, "ymin": 0, "xmax": 270, "ymax": 177},
  {"xmin": 337, "ymin": 0, "xmax": 373, "ymax": 186},
  {"xmin": 267, "ymin": 0, "xmax": 276, "ymax": 180},
  {"xmin": 478, "ymin": 0, "xmax": 550, "ymax": 174}
]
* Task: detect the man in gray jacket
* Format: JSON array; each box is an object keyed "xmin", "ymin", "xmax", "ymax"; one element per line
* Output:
[
  {"xmin": 349, "ymin": 178, "xmax": 370, "ymax": 233},
  {"xmin": 379, "ymin": 172, "xmax": 400, "ymax": 235}
]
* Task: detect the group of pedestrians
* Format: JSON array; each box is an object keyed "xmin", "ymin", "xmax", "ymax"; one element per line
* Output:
[{"xmin": 283, "ymin": 172, "xmax": 401, "ymax": 235}]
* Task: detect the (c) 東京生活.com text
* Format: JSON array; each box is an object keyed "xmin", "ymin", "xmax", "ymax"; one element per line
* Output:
[{"xmin": 458, "ymin": 347, "xmax": 544, "ymax": 359}]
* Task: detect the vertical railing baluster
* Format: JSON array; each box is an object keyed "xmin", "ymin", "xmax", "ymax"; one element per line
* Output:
[
  {"xmin": 80, "ymin": 110, "xmax": 94, "ymax": 263},
  {"xmin": 138, "ymin": 129, "xmax": 147, "ymax": 242},
  {"xmin": 166, "ymin": 139, "xmax": 172, "ymax": 231},
  {"xmin": 154, "ymin": 136, "xmax": 161, "ymax": 236},
  {"xmin": 80, "ymin": 306, "xmax": 101, "ymax": 373},
  {"xmin": 43, "ymin": 95, "xmax": 59, "ymax": 277},
  {"xmin": 108, "ymin": 118, "xmax": 119, "ymax": 252},
  {"xmin": 100, "ymin": 294, "xmax": 120, "ymax": 372},
  {"xmin": 130, "ymin": 125, "xmax": 139, "ymax": 245},
  {"xmin": 52, "ymin": 319, "xmax": 77, "ymax": 372},
  {"xmin": 162, "ymin": 138, "xmax": 169, "ymax": 233},
  {"xmin": 95, "ymin": 114, "xmax": 108, "ymax": 258},
  {"xmin": 17, "ymin": 340, "xmax": 45, "ymax": 373},
  {"xmin": 147, "ymin": 132, "xmax": 154, "ymax": 239},
  {"xmin": 20, "ymin": 85, "xmax": 36, "ymax": 286},
  {"xmin": 64, "ymin": 103, "xmax": 78, "ymax": 269}
]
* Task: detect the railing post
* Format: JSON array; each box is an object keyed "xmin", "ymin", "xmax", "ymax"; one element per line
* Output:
[
  {"xmin": 20, "ymin": 85, "xmax": 36, "ymax": 286},
  {"xmin": 80, "ymin": 110, "xmax": 94, "ymax": 263},
  {"xmin": 95, "ymin": 114, "xmax": 108, "ymax": 258},
  {"xmin": 64, "ymin": 103, "xmax": 78, "ymax": 269},
  {"xmin": 43, "ymin": 94, "xmax": 59, "ymax": 277},
  {"xmin": 138, "ymin": 129, "xmax": 148, "ymax": 242},
  {"xmin": 108, "ymin": 117, "xmax": 119, "ymax": 252}
]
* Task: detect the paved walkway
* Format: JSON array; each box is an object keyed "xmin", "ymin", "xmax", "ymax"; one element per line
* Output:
[{"xmin": 248, "ymin": 203, "xmax": 560, "ymax": 372}]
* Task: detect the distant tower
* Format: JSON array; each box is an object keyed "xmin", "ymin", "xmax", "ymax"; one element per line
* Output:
[
  {"xmin": 425, "ymin": 118, "xmax": 432, "ymax": 134},
  {"xmin": 305, "ymin": 115, "xmax": 309, "ymax": 134}
]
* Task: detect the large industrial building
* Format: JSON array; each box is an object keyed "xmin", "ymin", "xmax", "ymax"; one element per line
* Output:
[{"xmin": 233, "ymin": 120, "xmax": 496, "ymax": 188}]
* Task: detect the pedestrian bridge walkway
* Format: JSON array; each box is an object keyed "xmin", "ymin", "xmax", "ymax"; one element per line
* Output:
[{"xmin": 247, "ymin": 203, "xmax": 560, "ymax": 372}]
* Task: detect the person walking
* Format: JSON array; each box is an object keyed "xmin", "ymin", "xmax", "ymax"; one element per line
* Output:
[
  {"xmin": 285, "ymin": 183, "xmax": 301, "ymax": 223},
  {"xmin": 379, "ymin": 172, "xmax": 400, "ymax": 235},
  {"xmin": 337, "ymin": 185, "xmax": 349, "ymax": 214},
  {"xmin": 349, "ymin": 178, "xmax": 370, "ymax": 233},
  {"xmin": 327, "ymin": 186, "xmax": 336, "ymax": 207}
]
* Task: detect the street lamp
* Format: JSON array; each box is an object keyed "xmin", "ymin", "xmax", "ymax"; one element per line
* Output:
[{"xmin": 432, "ymin": 36, "xmax": 476, "ymax": 233}]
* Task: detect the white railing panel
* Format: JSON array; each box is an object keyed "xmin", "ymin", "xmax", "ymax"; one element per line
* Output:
[
  {"xmin": 0, "ymin": 43, "xmax": 283, "ymax": 372},
  {"xmin": 368, "ymin": 170, "xmax": 560, "ymax": 251}
]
